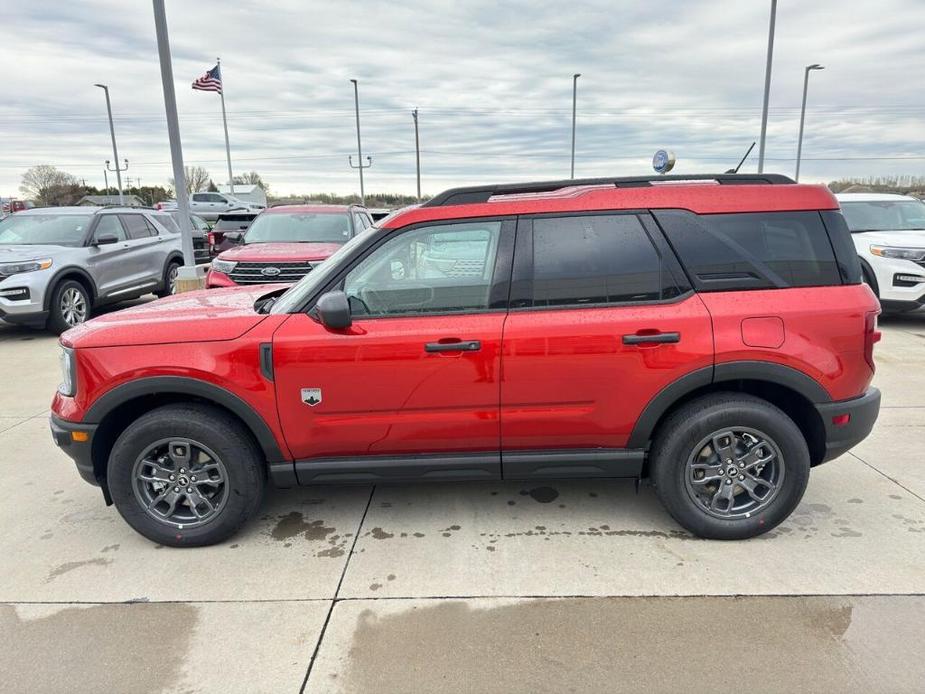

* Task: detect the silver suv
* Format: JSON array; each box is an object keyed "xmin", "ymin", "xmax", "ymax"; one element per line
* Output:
[{"xmin": 0, "ymin": 206, "xmax": 185, "ymax": 333}]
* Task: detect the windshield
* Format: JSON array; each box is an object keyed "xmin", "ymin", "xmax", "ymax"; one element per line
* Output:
[
  {"xmin": 840, "ymin": 200, "xmax": 925, "ymax": 232},
  {"xmin": 245, "ymin": 212, "xmax": 352, "ymax": 245},
  {"xmin": 271, "ymin": 226, "xmax": 378, "ymax": 314},
  {"xmin": 0, "ymin": 214, "xmax": 92, "ymax": 246}
]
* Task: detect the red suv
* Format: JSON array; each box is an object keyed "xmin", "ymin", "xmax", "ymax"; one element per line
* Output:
[
  {"xmin": 50, "ymin": 174, "xmax": 881, "ymax": 546},
  {"xmin": 206, "ymin": 204, "xmax": 373, "ymax": 287}
]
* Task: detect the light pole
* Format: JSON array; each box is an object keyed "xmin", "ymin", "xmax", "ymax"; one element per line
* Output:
[
  {"xmin": 94, "ymin": 83, "xmax": 124, "ymax": 203},
  {"xmin": 412, "ymin": 108, "xmax": 421, "ymax": 201},
  {"xmin": 348, "ymin": 79, "xmax": 371, "ymax": 205},
  {"xmin": 570, "ymin": 73, "xmax": 580, "ymax": 179},
  {"xmin": 757, "ymin": 0, "xmax": 777, "ymax": 173},
  {"xmin": 795, "ymin": 64, "xmax": 824, "ymax": 182}
]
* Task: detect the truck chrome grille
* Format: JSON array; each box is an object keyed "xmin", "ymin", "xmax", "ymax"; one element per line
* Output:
[{"xmin": 228, "ymin": 261, "xmax": 313, "ymax": 284}]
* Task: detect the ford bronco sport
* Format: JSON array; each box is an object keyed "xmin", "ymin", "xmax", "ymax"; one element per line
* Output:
[{"xmin": 50, "ymin": 174, "xmax": 881, "ymax": 546}]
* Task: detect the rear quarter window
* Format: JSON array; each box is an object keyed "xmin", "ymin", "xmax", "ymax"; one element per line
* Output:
[{"xmin": 653, "ymin": 210, "xmax": 842, "ymax": 291}]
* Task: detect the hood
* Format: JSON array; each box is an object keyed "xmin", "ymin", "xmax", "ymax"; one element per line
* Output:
[
  {"xmin": 218, "ymin": 241, "xmax": 342, "ymax": 263},
  {"xmin": 62, "ymin": 285, "xmax": 277, "ymax": 349},
  {"xmin": 851, "ymin": 230, "xmax": 925, "ymax": 248},
  {"xmin": 0, "ymin": 244, "xmax": 70, "ymax": 261}
]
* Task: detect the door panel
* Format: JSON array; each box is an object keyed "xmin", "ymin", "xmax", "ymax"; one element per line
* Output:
[
  {"xmin": 84, "ymin": 215, "xmax": 132, "ymax": 298},
  {"xmin": 500, "ymin": 296, "xmax": 713, "ymax": 450},
  {"xmin": 273, "ymin": 312, "xmax": 505, "ymax": 459}
]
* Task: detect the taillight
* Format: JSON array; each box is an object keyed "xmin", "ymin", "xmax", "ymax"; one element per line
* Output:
[
  {"xmin": 864, "ymin": 310, "xmax": 881, "ymax": 372},
  {"xmin": 207, "ymin": 232, "xmax": 216, "ymax": 247}
]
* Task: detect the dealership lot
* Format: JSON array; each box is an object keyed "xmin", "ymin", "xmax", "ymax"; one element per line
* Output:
[{"xmin": 1, "ymin": 309, "xmax": 924, "ymax": 692}]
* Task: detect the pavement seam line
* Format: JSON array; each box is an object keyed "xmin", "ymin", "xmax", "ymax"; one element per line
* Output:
[
  {"xmin": 848, "ymin": 452, "xmax": 925, "ymax": 505},
  {"xmin": 299, "ymin": 485, "xmax": 376, "ymax": 694}
]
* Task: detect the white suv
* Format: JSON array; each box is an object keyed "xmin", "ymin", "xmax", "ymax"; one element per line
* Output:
[{"xmin": 837, "ymin": 193, "xmax": 925, "ymax": 313}]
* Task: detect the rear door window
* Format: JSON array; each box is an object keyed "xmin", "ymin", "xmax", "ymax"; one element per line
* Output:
[
  {"xmin": 654, "ymin": 210, "xmax": 841, "ymax": 290},
  {"xmin": 520, "ymin": 214, "xmax": 680, "ymax": 307},
  {"xmin": 120, "ymin": 214, "xmax": 157, "ymax": 239}
]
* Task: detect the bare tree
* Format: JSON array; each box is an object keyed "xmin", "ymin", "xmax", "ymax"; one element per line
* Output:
[
  {"xmin": 233, "ymin": 170, "xmax": 269, "ymax": 193},
  {"xmin": 168, "ymin": 166, "xmax": 211, "ymax": 196},
  {"xmin": 20, "ymin": 165, "xmax": 81, "ymax": 206}
]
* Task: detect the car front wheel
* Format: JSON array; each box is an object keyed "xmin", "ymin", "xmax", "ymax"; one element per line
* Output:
[
  {"xmin": 650, "ymin": 393, "xmax": 810, "ymax": 540},
  {"xmin": 47, "ymin": 279, "xmax": 91, "ymax": 334},
  {"xmin": 107, "ymin": 404, "xmax": 265, "ymax": 546}
]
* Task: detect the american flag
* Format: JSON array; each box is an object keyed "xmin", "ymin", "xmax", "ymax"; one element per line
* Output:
[{"xmin": 192, "ymin": 64, "xmax": 222, "ymax": 93}]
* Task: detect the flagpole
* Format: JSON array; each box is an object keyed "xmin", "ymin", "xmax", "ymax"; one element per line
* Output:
[{"xmin": 217, "ymin": 57, "xmax": 235, "ymax": 196}]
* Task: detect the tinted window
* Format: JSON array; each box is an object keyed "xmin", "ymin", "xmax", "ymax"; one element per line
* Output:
[
  {"xmin": 121, "ymin": 214, "xmax": 156, "ymax": 239},
  {"xmin": 655, "ymin": 210, "xmax": 841, "ymax": 290},
  {"xmin": 343, "ymin": 221, "xmax": 502, "ymax": 316},
  {"xmin": 157, "ymin": 214, "xmax": 181, "ymax": 234},
  {"xmin": 93, "ymin": 215, "xmax": 126, "ymax": 242},
  {"xmin": 528, "ymin": 214, "xmax": 664, "ymax": 306},
  {"xmin": 191, "ymin": 193, "xmax": 208, "ymax": 202}
]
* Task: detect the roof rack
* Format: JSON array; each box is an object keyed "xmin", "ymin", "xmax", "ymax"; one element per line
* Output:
[{"xmin": 422, "ymin": 173, "xmax": 796, "ymax": 208}]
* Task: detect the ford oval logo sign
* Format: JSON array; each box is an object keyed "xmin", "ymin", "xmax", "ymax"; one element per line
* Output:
[
  {"xmin": 652, "ymin": 149, "xmax": 676, "ymax": 175},
  {"xmin": 261, "ymin": 267, "xmax": 281, "ymax": 277}
]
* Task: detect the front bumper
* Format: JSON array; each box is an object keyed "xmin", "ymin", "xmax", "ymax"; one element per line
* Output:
[
  {"xmin": 0, "ymin": 270, "xmax": 51, "ymax": 325},
  {"xmin": 815, "ymin": 387, "xmax": 881, "ymax": 463},
  {"xmin": 50, "ymin": 414, "xmax": 100, "ymax": 488}
]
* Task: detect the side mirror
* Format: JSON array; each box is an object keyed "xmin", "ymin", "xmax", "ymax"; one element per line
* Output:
[
  {"xmin": 224, "ymin": 231, "xmax": 244, "ymax": 244},
  {"xmin": 316, "ymin": 290, "xmax": 352, "ymax": 330},
  {"xmin": 94, "ymin": 234, "xmax": 119, "ymax": 246}
]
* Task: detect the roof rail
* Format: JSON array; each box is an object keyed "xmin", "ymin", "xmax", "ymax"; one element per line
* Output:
[
  {"xmin": 422, "ymin": 173, "xmax": 796, "ymax": 208},
  {"xmin": 96, "ymin": 204, "xmax": 158, "ymax": 211}
]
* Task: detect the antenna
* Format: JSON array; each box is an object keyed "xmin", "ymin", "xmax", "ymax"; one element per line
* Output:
[{"xmin": 727, "ymin": 142, "xmax": 756, "ymax": 174}]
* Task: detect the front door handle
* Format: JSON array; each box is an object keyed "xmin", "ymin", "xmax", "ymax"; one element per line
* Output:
[
  {"xmin": 622, "ymin": 332, "xmax": 680, "ymax": 345},
  {"xmin": 425, "ymin": 340, "xmax": 481, "ymax": 353}
]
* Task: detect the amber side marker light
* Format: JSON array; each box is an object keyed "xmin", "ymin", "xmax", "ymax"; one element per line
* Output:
[
  {"xmin": 831, "ymin": 414, "xmax": 851, "ymax": 428},
  {"xmin": 71, "ymin": 431, "xmax": 90, "ymax": 443}
]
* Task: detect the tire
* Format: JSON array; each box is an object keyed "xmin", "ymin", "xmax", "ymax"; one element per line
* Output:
[
  {"xmin": 107, "ymin": 404, "xmax": 265, "ymax": 547},
  {"xmin": 46, "ymin": 279, "xmax": 91, "ymax": 334},
  {"xmin": 861, "ymin": 262, "xmax": 880, "ymax": 299},
  {"xmin": 650, "ymin": 393, "xmax": 810, "ymax": 540},
  {"xmin": 156, "ymin": 260, "xmax": 181, "ymax": 298}
]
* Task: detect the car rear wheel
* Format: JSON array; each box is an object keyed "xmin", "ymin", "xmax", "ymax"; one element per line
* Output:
[
  {"xmin": 107, "ymin": 404, "xmax": 265, "ymax": 547},
  {"xmin": 47, "ymin": 279, "xmax": 91, "ymax": 334},
  {"xmin": 156, "ymin": 260, "xmax": 181, "ymax": 297},
  {"xmin": 650, "ymin": 393, "xmax": 810, "ymax": 540}
]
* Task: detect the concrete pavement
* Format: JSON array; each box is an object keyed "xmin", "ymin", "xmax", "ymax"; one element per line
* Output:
[{"xmin": 1, "ymin": 310, "xmax": 923, "ymax": 693}]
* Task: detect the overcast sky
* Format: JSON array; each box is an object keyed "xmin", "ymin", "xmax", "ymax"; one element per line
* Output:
[{"xmin": 1, "ymin": 0, "xmax": 923, "ymax": 198}]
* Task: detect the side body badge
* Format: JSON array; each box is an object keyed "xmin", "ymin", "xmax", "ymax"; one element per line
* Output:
[{"xmin": 301, "ymin": 388, "xmax": 322, "ymax": 407}]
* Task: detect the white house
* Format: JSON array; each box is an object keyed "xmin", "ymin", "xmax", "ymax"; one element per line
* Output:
[{"xmin": 217, "ymin": 184, "xmax": 267, "ymax": 207}]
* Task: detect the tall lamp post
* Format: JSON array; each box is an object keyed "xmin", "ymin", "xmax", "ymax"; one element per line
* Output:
[
  {"xmin": 94, "ymin": 83, "xmax": 124, "ymax": 203},
  {"xmin": 757, "ymin": 0, "xmax": 777, "ymax": 173},
  {"xmin": 795, "ymin": 64, "xmax": 824, "ymax": 182},
  {"xmin": 348, "ymin": 79, "xmax": 371, "ymax": 205},
  {"xmin": 570, "ymin": 73, "xmax": 580, "ymax": 179}
]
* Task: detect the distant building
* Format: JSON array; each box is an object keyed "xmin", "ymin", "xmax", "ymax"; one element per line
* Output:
[
  {"xmin": 216, "ymin": 184, "xmax": 267, "ymax": 207},
  {"xmin": 77, "ymin": 194, "xmax": 146, "ymax": 207}
]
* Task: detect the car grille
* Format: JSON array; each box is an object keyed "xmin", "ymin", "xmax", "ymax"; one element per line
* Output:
[
  {"xmin": 228, "ymin": 261, "xmax": 313, "ymax": 284},
  {"xmin": 193, "ymin": 237, "xmax": 210, "ymax": 264}
]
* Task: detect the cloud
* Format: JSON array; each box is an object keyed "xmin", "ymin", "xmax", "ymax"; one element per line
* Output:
[{"xmin": 0, "ymin": 0, "xmax": 923, "ymax": 197}]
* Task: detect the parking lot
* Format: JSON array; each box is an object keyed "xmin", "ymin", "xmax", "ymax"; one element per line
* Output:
[{"xmin": 1, "ymin": 305, "xmax": 924, "ymax": 693}]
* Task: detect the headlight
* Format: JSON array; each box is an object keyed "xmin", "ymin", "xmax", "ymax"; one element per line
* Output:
[
  {"xmin": 869, "ymin": 246, "xmax": 925, "ymax": 261},
  {"xmin": 0, "ymin": 258, "xmax": 52, "ymax": 277},
  {"xmin": 211, "ymin": 259, "xmax": 237, "ymax": 274},
  {"xmin": 58, "ymin": 346, "xmax": 77, "ymax": 397}
]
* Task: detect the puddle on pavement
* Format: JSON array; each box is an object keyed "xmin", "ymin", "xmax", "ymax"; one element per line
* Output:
[
  {"xmin": 336, "ymin": 596, "xmax": 923, "ymax": 694},
  {"xmin": 0, "ymin": 603, "xmax": 196, "ymax": 693}
]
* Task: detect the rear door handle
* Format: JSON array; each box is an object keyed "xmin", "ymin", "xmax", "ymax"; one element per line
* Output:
[
  {"xmin": 425, "ymin": 340, "xmax": 481, "ymax": 353},
  {"xmin": 622, "ymin": 332, "xmax": 680, "ymax": 345}
]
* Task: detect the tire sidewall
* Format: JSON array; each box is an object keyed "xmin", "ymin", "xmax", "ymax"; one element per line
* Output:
[
  {"xmin": 157, "ymin": 260, "xmax": 181, "ymax": 297},
  {"xmin": 107, "ymin": 407, "xmax": 264, "ymax": 546},
  {"xmin": 653, "ymin": 397, "xmax": 810, "ymax": 540}
]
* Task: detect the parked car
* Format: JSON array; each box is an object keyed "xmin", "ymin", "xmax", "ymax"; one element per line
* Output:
[
  {"xmin": 206, "ymin": 204, "xmax": 372, "ymax": 288},
  {"xmin": 187, "ymin": 192, "xmax": 264, "ymax": 221},
  {"xmin": 0, "ymin": 206, "xmax": 185, "ymax": 333},
  {"xmin": 51, "ymin": 173, "xmax": 881, "ymax": 547},
  {"xmin": 208, "ymin": 211, "xmax": 258, "ymax": 254},
  {"xmin": 836, "ymin": 193, "xmax": 925, "ymax": 313},
  {"xmin": 159, "ymin": 210, "xmax": 212, "ymax": 264}
]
